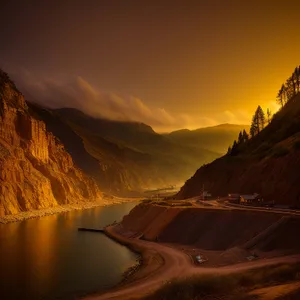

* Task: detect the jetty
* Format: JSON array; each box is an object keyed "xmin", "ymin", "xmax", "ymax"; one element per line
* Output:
[{"xmin": 78, "ymin": 227, "xmax": 105, "ymax": 233}]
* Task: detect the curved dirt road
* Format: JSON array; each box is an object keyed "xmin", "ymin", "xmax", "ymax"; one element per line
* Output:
[{"xmin": 84, "ymin": 225, "xmax": 300, "ymax": 300}]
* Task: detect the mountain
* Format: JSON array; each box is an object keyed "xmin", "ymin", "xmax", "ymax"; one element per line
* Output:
[
  {"xmin": 0, "ymin": 70, "xmax": 101, "ymax": 217},
  {"xmin": 165, "ymin": 124, "xmax": 250, "ymax": 154},
  {"xmin": 28, "ymin": 105, "xmax": 221, "ymax": 195},
  {"xmin": 177, "ymin": 94, "xmax": 300, "ymax": 207}
]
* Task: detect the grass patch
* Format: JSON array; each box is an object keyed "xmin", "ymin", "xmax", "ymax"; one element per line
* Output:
[{"xmin": 145, "ymin": 263, "xmax": 300, "ymax": 300}]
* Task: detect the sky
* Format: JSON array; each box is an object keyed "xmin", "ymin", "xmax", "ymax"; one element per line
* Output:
[{"xmin": 1, "ymin": 0, "xmax": 300, "ymax": 132}]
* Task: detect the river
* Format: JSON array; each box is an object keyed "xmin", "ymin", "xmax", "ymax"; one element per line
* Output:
[{"xmin": 0, "ymin": 202, "xmax": 139, "ymax": 300}]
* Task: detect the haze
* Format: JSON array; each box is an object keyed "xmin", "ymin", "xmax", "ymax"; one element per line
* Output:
[{"xmin": 1, "ymin": 0, "xmax": 299, "ymax": 131}]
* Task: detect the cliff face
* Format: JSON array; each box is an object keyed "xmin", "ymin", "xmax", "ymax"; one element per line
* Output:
[{"xmin": 0, "ymin": 70, "xmax": 101, "ymax": 217}]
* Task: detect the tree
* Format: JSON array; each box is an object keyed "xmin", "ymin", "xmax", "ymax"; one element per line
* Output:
[
  {"xmin": 227, "ymin": 146, "xmax": 232, "ymax": 155},
  {"xmin": 242, "ymin": 129, "xmax": 249, "ymax": 142},
  {"xmin": 250, "ymin": 105, "xmax": 265, "ymax": 137},
  {"xmin": 286, "ymin": 76, "xmax": 296, "ymax": 101},
  {"xmin": 230, "ymin": 140, "xmax": 239, "ymax": 155},
  {"xmin": 250, "ymin": 122, "xmax": 256, "ymax": 138},
  {"xmin": 238, "ymin": 131, "xmax": 243, "ymax": 144},
  {"xmin": 276, "ymin": 84, "xmax": 285, "ymax": 108},
  {"xmin": 257, "ymin": 105, "xmax": 265, "ymax": 130},
  {"xmin": 266, "ymin": 108, "xmax": 272, "ymax": 125},
  {"xmin": 294, "ymin": 66, "xmax": 300, "ymax": 94}
]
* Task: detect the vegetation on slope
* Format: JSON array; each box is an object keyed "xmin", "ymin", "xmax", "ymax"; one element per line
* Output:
[
  {"xmin": 145, "ymin": 263, "xmax": 300, "ymax": 300},
  {"xmin": 177, "ymin": 66, "xmax": 300, "ymax": 206}
]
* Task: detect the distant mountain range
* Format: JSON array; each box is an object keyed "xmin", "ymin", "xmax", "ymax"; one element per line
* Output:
[
  {"xmin": 28, "ymin": 104, "xmax": 248, "ymax": 196},
  {"xmin": 165, "ymin": 124, "xmax": 250, "ymax": 154}
]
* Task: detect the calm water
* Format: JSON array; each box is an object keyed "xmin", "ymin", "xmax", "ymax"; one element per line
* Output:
[{"xmin": 0, "ymin": 202, "xmax": 139, "ymax": 300}]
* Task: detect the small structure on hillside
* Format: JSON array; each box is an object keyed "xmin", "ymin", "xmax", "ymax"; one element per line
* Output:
[
  {"xmin": 240, "ymin": 193, "xmax": 261, "ymax": 204},
  {"xmin": 228, "ymin": 193, "xmax": 240, "ymax": 203},
  {"xmin": 200, "ymin": 191, "xmax": 212, "ymax": 200}
]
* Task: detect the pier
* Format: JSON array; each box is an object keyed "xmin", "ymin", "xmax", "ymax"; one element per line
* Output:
[{"xmin": 78, "ymin": 227, "xmax": 105, "ymax": 233}]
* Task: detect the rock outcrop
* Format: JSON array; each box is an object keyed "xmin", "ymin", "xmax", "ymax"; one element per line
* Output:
[{"xmin": 0, "ymin": 70, "xmax": 101, "ymax": 217}]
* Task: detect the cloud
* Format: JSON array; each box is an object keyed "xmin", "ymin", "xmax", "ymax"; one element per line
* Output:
[{"xmin": 11, "ymin": 71, "xmax": 254, "ymax": 132}]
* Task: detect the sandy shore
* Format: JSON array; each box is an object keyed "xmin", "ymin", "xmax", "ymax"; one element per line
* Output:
[
  {"xmin": 83, "ymin": 224, "xmax": 300, "ymax": 300},
  {"xmin": 0, "ymin": 197, "xmax": 143, "ymax": 224}
]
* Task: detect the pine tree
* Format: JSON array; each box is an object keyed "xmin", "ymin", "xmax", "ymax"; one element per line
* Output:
[
  {"xmin": 295, "ymin": 66, "xmax": 300, "ymax": 94},
  {"xmin": 227, "ymin": 146, "xmax": 232, "ymax": 155},
  {"xmin": 266, "ymin": 108, "xmax": 272, "ymax": 124},
  {"xmin": 238, "ymin": 131, "xmax": 243, "ymax": 144},
  {"xmin": 242, "ymin": 129, "xmax": 249, "ymax": 142},
  {"xmin": 250, "ymin": 106, "xmax": 265, "ymax": 137},
  {"xmin": 276, "ymin": 85, "xmax": 284, "ymax": 107},
  {"xmin": 231, "ymin": 140, "xmax": 238, "ymax": 155},
  {"xmin": 250, "ymin": 123, "xmax": 256, "ymax": 138},
  {"xmin": 257, "ymin": 105, "xmax": 265, "ymax": 131}
]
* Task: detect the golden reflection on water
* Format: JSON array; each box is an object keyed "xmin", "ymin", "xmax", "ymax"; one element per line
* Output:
[{"xmin": 23, "ymin": 215, "xmax": 58, "ymax": 291}]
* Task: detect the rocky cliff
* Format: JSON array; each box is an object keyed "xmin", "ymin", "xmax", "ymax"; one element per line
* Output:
[{"xmin": 0, "ymin": 70, "xmax": 101, "ymax": 217}]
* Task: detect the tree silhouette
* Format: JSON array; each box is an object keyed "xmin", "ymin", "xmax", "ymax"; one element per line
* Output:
[
  {"xmin": 295, "ymin": 66, "xmax": 300, "ymax": 94},
  {"xmin": 250, "ymin": 105, "xmax": 265, "ymax": 137},
  {"xmin": 266, "ymin": 108, "xmax": 272, "ymax": 125},
  {"xmin": 227, "ymin": 146, "xmax": 232, "ymax": 155},
  {"xmin": 276, "ymin": 66, "xmax": 300, "ymax": 110},
  {"xmin": 242, "ymin": 129, "xmax": 249, "ymax": 141},
  {"xmin": 230, "ymin": 140, "xmax": 239, "ymax": 155},
  {"xmin": 276, "ymin": 84, "xmax": 285, "ymax": 107},
  {"xmin": 238, "ymin": 131, "xmax": 243, "ymax": 144}
]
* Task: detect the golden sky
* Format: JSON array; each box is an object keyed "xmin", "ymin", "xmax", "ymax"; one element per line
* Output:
[{"xmin": 1, "ymin": 1, "xmax": 300, "ymax": 131}]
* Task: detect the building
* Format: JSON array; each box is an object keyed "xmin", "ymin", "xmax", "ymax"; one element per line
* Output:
[
  {"xmin": 200, "ymin": 191, "xmax": 212, "ymax": 200},
  {"xmin": 240, "ymin": 193, "xmax": 261, "ymax": 204},
  {"xmin": 228, "ymin": 193, "xmax": 240, "ymax": 203}
]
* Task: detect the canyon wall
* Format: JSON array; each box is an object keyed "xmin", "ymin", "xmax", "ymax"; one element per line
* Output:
[{"xmin": 0, "ymin": 70, "xmax": 101, "ymax": 217}]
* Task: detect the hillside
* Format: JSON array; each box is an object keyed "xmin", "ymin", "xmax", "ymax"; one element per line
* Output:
[
  {"xmin": 121, "ymin": 203, "xmax": 300, "ymax": 256},
  {"xmin": 166, "ymin": 123, "xmax": 250, "ymax": 154},
  {"xmin": 0, "ymin": 70, "xmax": 101, "ymax": 217},
  {"xmin": 177, "ymin": 94, "xmax": 300, "ymax": 207},
  {"xmin": 28, "ymin": 105, "xmax": 223, "ymax": 195}
]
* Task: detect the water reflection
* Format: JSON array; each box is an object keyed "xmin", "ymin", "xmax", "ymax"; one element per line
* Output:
[{"xmin": 0, "ymin": 202, "xmax": 138, "ymax": 300}]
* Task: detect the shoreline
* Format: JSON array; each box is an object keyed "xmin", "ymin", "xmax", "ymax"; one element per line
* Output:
[
  {"xmin": 0, "ymin": 197, "xmax": 143, "ymax": 225},
  {"xmin": 84, "ymin": 223, "xmax": 300, "ymax": 300}
]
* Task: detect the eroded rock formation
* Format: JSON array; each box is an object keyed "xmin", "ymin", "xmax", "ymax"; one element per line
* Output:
[{"xmin": 0, "ymin": 70, "xmax": 101, "ymax": 217}]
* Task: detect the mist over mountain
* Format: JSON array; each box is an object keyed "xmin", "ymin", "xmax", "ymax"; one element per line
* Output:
[
  {"xmin": 166, "ymin": 124, "xmax": 250, "ymax": 154},
  {"xmin": 30, "ymin": 104, "xmax": 239, "ymax": 195},
  {"xmin": 8, "ymin": 70, "xmax": 254, "ymax": 133}
]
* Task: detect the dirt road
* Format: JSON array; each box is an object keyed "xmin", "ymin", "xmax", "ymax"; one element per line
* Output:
[{"xmin": 83, "ymin": 225, "xmax": 300, "ymax": 300}]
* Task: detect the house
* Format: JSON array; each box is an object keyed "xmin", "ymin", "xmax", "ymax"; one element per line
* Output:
[
  {"xmin": 200, "ymin": 191, "xmax": 212, "ymax": 200},
  {"xmin": 240, "ymin": 193, "xmax": 261, "ymax": 204},
  {"xmin": 228, "ymin": 193, "xmax": 240, "ymax": 203}
]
